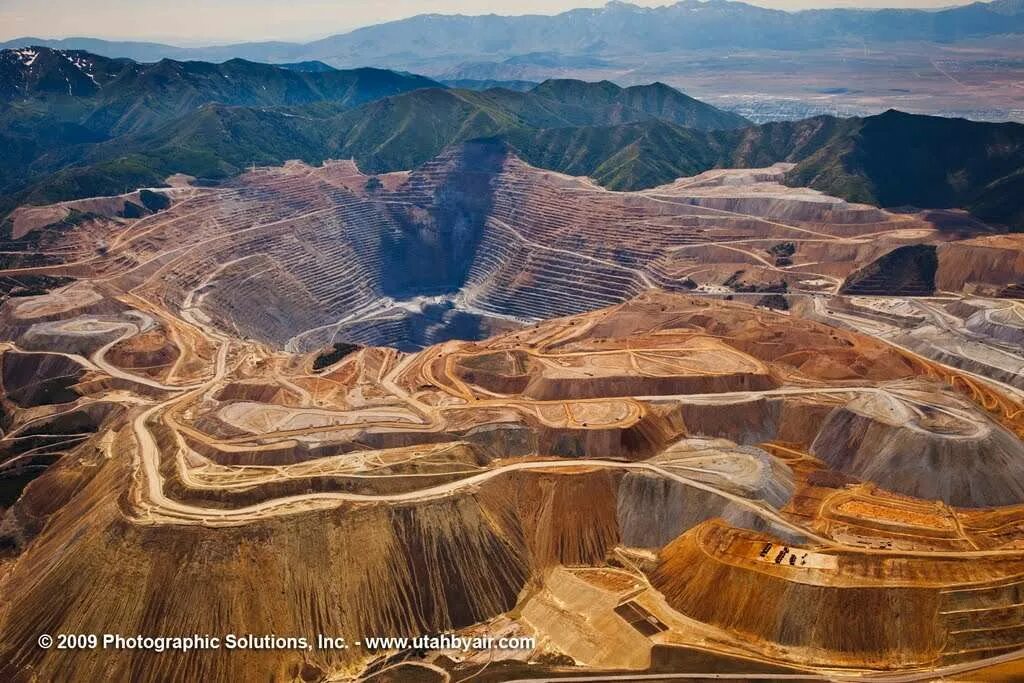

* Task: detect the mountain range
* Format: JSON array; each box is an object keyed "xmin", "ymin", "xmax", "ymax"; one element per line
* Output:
[
  {"xmin": 0, "ymin": 47, "xmax": 746, "ymax": 208},
  {"xmin": 3, "ymin": 0, "xmax": 1024, "ymax": 73},
  {"xmin": 1, "ymin": 46, "xmax": 1022, "ymax": 233}
]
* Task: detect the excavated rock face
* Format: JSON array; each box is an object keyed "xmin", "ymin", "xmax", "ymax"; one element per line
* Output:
[
  {"xmin": 0, "ymin": 350, "xmax": 86, "ymax": 408},
  {"xmin": 839, "ymin": 244, "xmax": 938, "ymax": 296},
  {"xmin": 617, "ymin": 442, "xmax": 797, "ymax": 548},
  {"xmin": 454, "ymin": 338, "xmax": 778, "ymax": 400},
  {"xmin": 965, "ymin": 306, "xmax": 1024, "ymax": 347},
  {"xmin": 936, "ymin": 235, "xmax": 1024, "ymax": 293},
  {"xmin": 324, "ymin": 300, "xmax": 516, "ymax": 353},
  {"xmin": 0, "ymin": 461, "xmax": 526, "ymax": 680},
  {"xmin": 1, "ymin": 228, "xmax": 1024, "ymax": 681},
  {"xmin": 379, "ymin": 139, "xmax": 508, "ymax": 297},
  {"xmin": 16, "ymin": 147, "xmax": 973, "ymax": 355}
]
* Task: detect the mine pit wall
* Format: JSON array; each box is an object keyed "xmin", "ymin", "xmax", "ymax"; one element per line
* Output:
[
  {"xmin": 18, "ymin": 320, "xmax": 127, "ymax": 357},
  {"xmin": 936, "ymin": 240, "xmax": 1024, "ymax": 293},
  {"xmin": 178, "ymin": 429, "xmax": 355, "ymax": 468},
  {"xmin": 9, "ymin": 419, "xmax": 970, "ymax": 679},
  {"xmin": 162, "ymin": 394, "xmax": 833, "ymax": 510},
  {"xmin": 0, "ymin": 402, "xmax": 121, "ymax": 537},
  {"xmin": 164, "ymin": 415, "xmax": 686, "ymax": 508},
  {"xmin": 450, "ymin": 351, "xmax": 531, "ymax": 395},
  {"xmin": 912, "ymin": 345, "xmax": 1024, "ymax": 393},
  {"xmin": 176, "ymin": 423, "xmax": 527, "ymax": 471},
  {"xmin": 455, "ymin": 354, "xmax": 715, "ymax": 400},
  {"xmin": 677, "ymin": 197, "xmax": 889, "ymax": 226},
  {"xmin": 673, "ymin": 397, "xmax": 836, "ymax": 448},
  {"xmin": 213, "ymin": 381, "xmax": 300, "ymax": 405},
  {"xmin": 177, "ymin": 400, "xmax": 686, "ymax": 471},
  {"xmin": 654, "ymin": 521, "xmax": 1024, "ymax": 669},
  {"xmin": 827, "ymin": 296, "xmax": 926, "ymax": 328},
  {"xmin": 1, "ymin": 350, "xmax": 87, "ymax": 408},
  {"xmin": 378, "ymin": 140, "xmax": 507, "ymax": 298},
  {"xmin": 537, "ymin": 405, "xmax": 687, "ymax": 460},
  {"xmin": 967, "ymin": 316, "xmax": 1024, "ymax": 348},
  {"xmin": 106, "ymin": 332, "xmax": 179, "ymax": 374},
  {"xmin": 0, "ymin": 296, "xmax": 128, "ymax": 343}
]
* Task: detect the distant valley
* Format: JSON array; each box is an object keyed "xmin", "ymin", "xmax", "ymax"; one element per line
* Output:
[
  {"xmin": 4, "ymin": 1, "xmax": 1024, "ymax": 124},
  {"xmin": 5, "ymin": 0, "xmax": 1024, "ymax": 67}
]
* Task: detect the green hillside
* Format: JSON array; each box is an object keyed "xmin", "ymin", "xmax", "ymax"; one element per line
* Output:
[
  {"xmin": 3, "ymin": 48, "xmax": 1023, "ymax": 231},
  {"xmin": 783, "ymin": 111, "xmax": 1024, "ymax": 228},
  {"xmin": 509, "ymin": 120, "xmax": 729, "ymax": 190},
  {"xmin": 0, "ymin": 47, "xmax": 441, "ymax": 207}
]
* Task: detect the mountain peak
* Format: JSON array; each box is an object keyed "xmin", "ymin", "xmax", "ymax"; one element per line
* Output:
[
  {"xmin": 987, "ymin": 0, "xmax": 1024, "ymax": 15},
  {"xmin": 0, "ymin": 45, "xmax": 113, "ymax": 97}
]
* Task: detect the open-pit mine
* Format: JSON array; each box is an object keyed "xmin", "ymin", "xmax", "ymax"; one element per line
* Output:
[{"xmin": 2, "ymin": 140, "xmax": 1024, "ymax": 682}]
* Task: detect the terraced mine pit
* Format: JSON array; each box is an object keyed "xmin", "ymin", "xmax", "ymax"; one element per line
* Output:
[
  {"xmin": 1, "ymin": 147, "xmax": 1024, "ymax": 681},
  {"xmin": 5, "ymin": 139, "xmax": 997, "ymax": 354}
]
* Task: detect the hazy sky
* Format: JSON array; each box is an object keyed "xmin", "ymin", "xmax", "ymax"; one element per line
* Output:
[{"xmin": 0, "ymin": 0, "xmax": 979, "ymax": 44}]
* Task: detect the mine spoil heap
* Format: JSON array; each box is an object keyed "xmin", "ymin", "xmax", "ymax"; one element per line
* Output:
[
  {"xmin": 0, "ymin": 147, "xmax": 1023, "ymax": 681},
  {"xmin": 1, "ymin": 286, "xmax": 1024, "ymax": 680}
]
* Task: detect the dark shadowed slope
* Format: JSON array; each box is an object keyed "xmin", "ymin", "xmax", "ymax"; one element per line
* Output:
[{"xmin": 779, "ymin": 111, "xmax": 1024, "ymax": 229}]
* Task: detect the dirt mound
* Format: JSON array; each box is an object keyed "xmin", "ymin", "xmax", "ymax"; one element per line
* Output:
[
  {"xmin": 0, "ymin": 281, "xmax": 1022, "ymax": 679},
  {"xmin": 839, "ymin": 244, "xmax": 938, "ymax": 296},
  {"xmin": 105, "ymin": 329, "xmax": 179, "ymax": 379},
  {"xmin": 936, "ymin": 234, "xmax": 1024, "ymax": 293},
  {"xmin": 652, "ymin": 521, "xmax": 959, "ymax": 668},
  {"xmin": 810, "ymin": 389, "xmax": 1024, "ymax": 507},
  {"xmin": 0, "ymin": 351, "xmax": 85, "ymax": 407}
]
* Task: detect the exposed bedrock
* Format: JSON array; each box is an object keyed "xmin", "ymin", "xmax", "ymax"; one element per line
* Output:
[
  {"xmin": 0, "ymin": 350, "xmax": 87, "ymax": 408},
  {"xmin": 379, "ymin": 139, "xmax": 507, "ymax": 297},
  {"xmin": 839, "ymin": 244, "xmax": 938, "ymax": 296},
  {"xmin": 810, "ymin": 390, "xmax": 1024, "ymax": 507}
]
